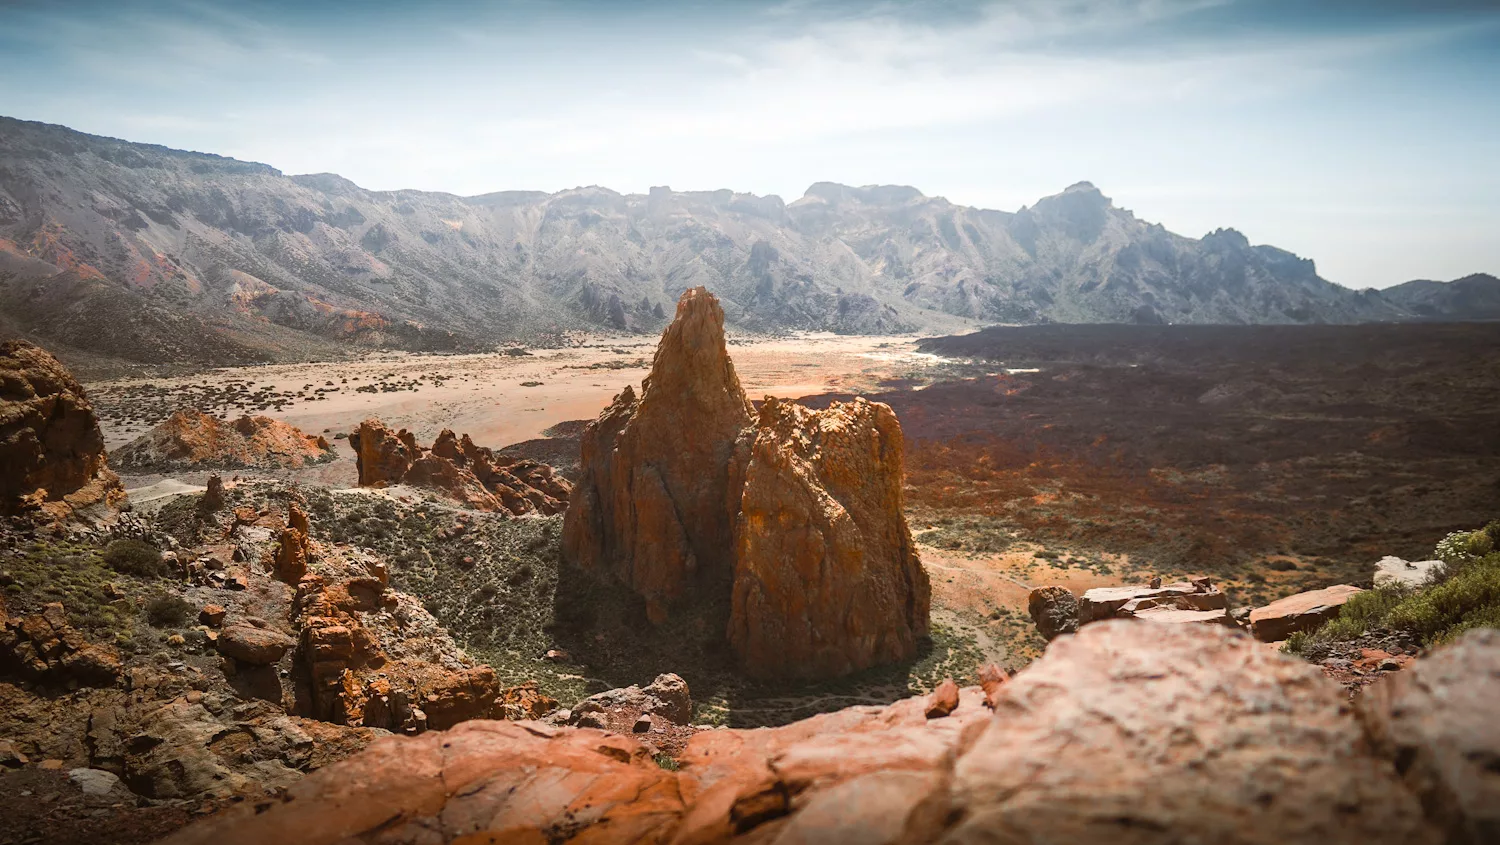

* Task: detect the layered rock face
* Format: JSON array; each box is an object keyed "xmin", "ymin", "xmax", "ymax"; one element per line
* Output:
[
  {"xmin": 563, "ymin": 287, "xmax": 753, "ymax": 623},
  {"xmin": 349, "ymin": 420, "xmax": 569, "ymax": 515},
  {"xmin": 731, "ymin": 396, "xmax": 928, "ymax": 678},
  {"xmin": 162, "ymin": 622, "xmax": 1500, "ymax": 845},
  {"xmin": 563, "ymin": 287, "xmax": 929, "ymax": 678},
  {"xmin": 0, "ymin": 340, "xmax": 124, "ymax": 522},
  {"xmin": 111, "ymin": 409, "xmax": 335, "ymax": 471}
]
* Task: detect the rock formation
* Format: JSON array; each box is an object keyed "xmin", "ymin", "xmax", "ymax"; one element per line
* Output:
[
  {"xmin": 111, "ymin": 410, "xmax": 335, "ymax": 471},
  {"xmin": 1374, "ymin": 555, "xmax": 1444, "ymax": 589},
  {"xmin": 1079, "ymin": 578, "xmax": 1227, "ymax": 623},
  {"xmin": 562, "ymin": 287, "xmax": 930, "ymax": 678},
  {"xmin": 1250, "ymin": 584, "xmax": 1364, "ymax": 642},
  {"xmin": 1, "ymin": 600, "xmax": 122, "ymax": 687},
  {"xmin": 161, "ymin": 622, "xmax": 1500, "ymax": 845},
  {"xmin": 1027, "ymin": 585, "xmax": 1081, "ymax": 640},
  {"xmin": 730, "ymin": 396, "xmax": 928, "ymax": 678},
  {"xmin": 349, "ymin": 420, "xmax": 569, "ymax": 515},
  {"xmin": 563, "ymin": 287, "xmax": 753, "ymax": 623},
  {"xmin": 0, "ymin": 339, "xmax": 124, "ymax": 523}
]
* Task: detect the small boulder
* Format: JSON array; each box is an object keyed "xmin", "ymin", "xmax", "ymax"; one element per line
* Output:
[
  {"xmin": 199, "ymin": 604, "xmax": 226, "ymax": 627},
  {"xmin": 643, "ymin": 673, "xmax": 692, "ymax": 723},
  {"xmin": 633, "ymin": 713, "xmax": 653, "ymax": 733},
  {"xmin": 924, "ymin": 678, "xmax": 960, "ymax": 719},
  {"xmin": 217, "ymin": 625, "xmax": 295, "ymax": 665},
  {"xmin": 1373, "ymin": 556, "xmax": 1444, "ymax": 590},
  {"xmin": 1249, "ymin": 585, "xmax": 1364, "ymax": 642},
  {"xmin": 1027, "ymin": 585, "xmax": 1080, "ymax": 640},
  {"xmin": 69, "ymin": 767, "xmax": 124, "ymax": 796}
]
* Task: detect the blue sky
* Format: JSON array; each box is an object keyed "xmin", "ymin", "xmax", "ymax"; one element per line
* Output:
[{"xmin": 1, "ymin": 0, "xmax": 1496, "ymax": 288}]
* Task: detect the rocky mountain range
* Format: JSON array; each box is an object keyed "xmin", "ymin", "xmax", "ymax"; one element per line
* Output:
[
  {"xmin": 0, "ymin": 115, "xmax": 1488, "ymax": 372},
  {"xmin": 1379, "ymin": 273, "xmax": 1500, "ymax": 321}
]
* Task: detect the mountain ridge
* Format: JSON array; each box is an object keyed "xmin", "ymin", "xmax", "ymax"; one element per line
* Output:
[{"xmin": 0, "ymin": 114, "xmax": 1484, "ymax": 373}]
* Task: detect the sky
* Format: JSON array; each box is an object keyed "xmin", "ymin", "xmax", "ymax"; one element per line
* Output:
[{"xmin": 0, "ymin": 0, "xmax": 1496, "ymax": 289}]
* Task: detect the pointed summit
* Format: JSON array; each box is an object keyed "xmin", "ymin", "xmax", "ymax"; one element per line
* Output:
[{"xmin": 562, "ymin": 287, "xmax": 753, "ymax": 624}]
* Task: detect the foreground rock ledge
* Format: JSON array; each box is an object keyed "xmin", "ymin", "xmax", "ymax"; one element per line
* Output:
[{"xmin": 160, "ymin": 622, "xmax": 1489, "ymax": 845}]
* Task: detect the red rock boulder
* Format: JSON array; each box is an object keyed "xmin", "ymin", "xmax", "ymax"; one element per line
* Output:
[{"xmin": 0, "ymin": 339, "xmax": 124, "ymax": 523}]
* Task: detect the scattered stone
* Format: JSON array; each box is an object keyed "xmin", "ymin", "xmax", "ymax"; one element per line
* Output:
[
  {"xmin": 924, "ymin": 677, "xmax": 960, "ymax": 719},
  {"xmin": 1249, "ymin": 584, "xmax": 1364, "ymax": 642},
  {"xmin": 1027, "ymin": 585, "xmax": 1080, "ymax": 640}
]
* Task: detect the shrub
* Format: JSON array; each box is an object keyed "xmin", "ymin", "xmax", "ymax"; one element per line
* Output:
[
  {"xmin": 1384, "ymin": 552, "xmax": 1500, "ymax": 645},
  {"xmin": 1314, "ymin": 584, "xmax": 1410, "ymax": 642},
  {"xmin": 145, "ymin": 594, "xmax": 194, "ymax": 627},
  {"xmin": 103, "ymin": 539, "xmax": 165, "ymax": 577},
  {"xmin": 653, "ymin": 753, "xmax": 680, "ymax": 771}
]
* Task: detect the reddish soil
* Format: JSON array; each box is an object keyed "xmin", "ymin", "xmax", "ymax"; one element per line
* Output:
[{"xmin": 866, "ymin": 322, "xmax": 1500, "ymax": 606}]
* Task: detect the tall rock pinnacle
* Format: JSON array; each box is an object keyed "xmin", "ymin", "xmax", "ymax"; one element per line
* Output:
[
  {"xmin": 562, "ymin": 287, "xmax": 753, "ymax": 624},
  {"xmin": 562, "ymin": 286, "xmax": 930, "ymax": 678}
]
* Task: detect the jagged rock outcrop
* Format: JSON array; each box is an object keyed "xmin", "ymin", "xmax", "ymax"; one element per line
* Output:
[
  {"xmin": 563, "ymin": 287, "xmax": 754, "ymax": 623},
  {"xmin": 290, "ymin": 557, "xmax": 503, "ymax": 734},
  {"xmin": 111, "ymin": 410, "xmax": 334, "ymax": 471},
  {"xmin": 730, "ymin": 396, "xmax": 928, "ymax": 679},
  {"xmin": 162, "ymin": 622, "xmax": 1495, "ymax": 845},
  {"xmin": 0, "ymin": 600, "xmax": 122, "ymax": 687},
  {"xmin": 0, "ymin": 339, "xmax": 124, "ymax": 523},
  {"xmin": 563, "ymin": 287, "xmax": 929, "ymax": 678},
  {"xmin": 349, "ymin": 420, "xmax": 569, "ymax": 515}
]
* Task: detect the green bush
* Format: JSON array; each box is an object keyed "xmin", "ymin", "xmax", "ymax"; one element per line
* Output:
[
  {"xmin": 145, "ymin": 594, "xmax": 193, "ymax": 627},
  {"xmin": 1314, "ymin": 584, "xmax": 1412, "ymax": 642},
  {"xmin": 103, "ymin": 539, "xmax": 165, "ymax": 577},
  {"xmin": 1384, "ymin": 553, "xmax": 1500, "ymax": 645},
  {"xmin": 653, "ymin": 753, "xmax": 680, "ymax": 771}
]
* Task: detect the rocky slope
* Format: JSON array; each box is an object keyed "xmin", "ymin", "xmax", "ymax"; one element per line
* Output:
[
  {"xmin": 1380, "ymin": 273, "xmax": 1500, "ymax": 321},
  {"xmin": 111, "ymin": 409, "xmax": 335, "ymax": 471},
  {"xmin": 158, "ymin": 622, "xmax": 1500, "ymax": 845},
  {"xmin": 0, "ymin": 116, "xmax": 1435, "ymax": 373},
  {"xmin": 564, "ymin": 288, "xmax": 929, "ymax": 679}
]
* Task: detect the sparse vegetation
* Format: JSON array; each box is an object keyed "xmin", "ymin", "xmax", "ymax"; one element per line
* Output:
[
  {"xmin": 102, "ymin": 539, "xmax": 165, "ymax": 577},
  {"xmin": 1284, "ymin": 523, "xmax": 1500, "ymax": 654},
  {"xmin": 145, "ymin": 594, "xmax": 194, "ymax": 628}
]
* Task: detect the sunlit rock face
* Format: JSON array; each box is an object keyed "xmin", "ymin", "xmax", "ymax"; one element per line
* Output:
[
  {"xmin": 0, "ymin": 339, "xmax": 124, "ymax": 524},
  {"xmin": 562, "ymin": 286, "xmax": 929, "ymax": 678}
]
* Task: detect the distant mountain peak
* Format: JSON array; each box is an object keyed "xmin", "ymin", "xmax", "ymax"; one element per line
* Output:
[{"xmin": 802, "ymin": 183, "xmax": 925, "ymax": 205}]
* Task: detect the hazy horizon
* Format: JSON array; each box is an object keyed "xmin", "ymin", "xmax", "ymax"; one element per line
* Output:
[{"xmin": 2, "ymin": 0, "xmax": 1496, "ymax": 289}]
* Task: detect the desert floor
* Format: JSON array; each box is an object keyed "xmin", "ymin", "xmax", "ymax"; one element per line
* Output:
[{"xmin": 88, "ymin": 333, "xmax": 1053, "ymax": 671}]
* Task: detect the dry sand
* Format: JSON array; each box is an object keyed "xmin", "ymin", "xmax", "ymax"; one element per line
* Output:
[{"xmin": 90, "ymin": 333, "xmax": 953, "ymax": 487}]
